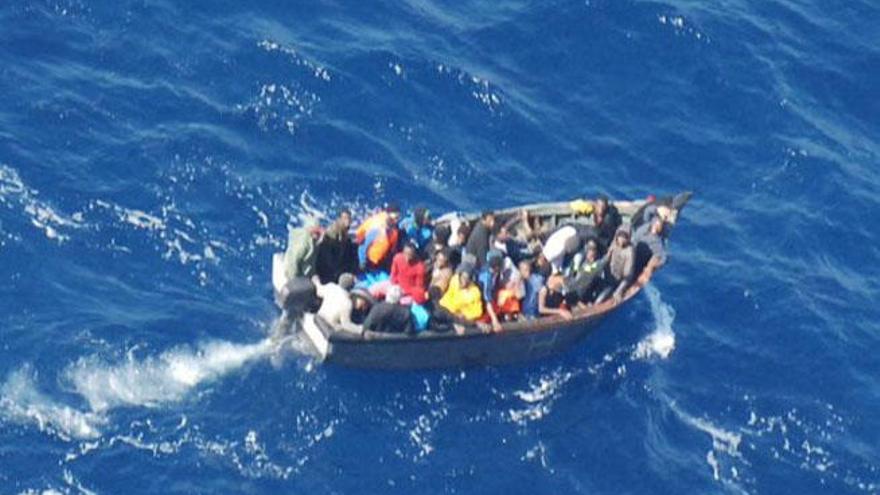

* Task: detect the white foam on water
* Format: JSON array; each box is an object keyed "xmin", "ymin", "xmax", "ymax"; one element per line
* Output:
[
  {"xmin": 0, "ymin": 164, "xmax": 83, "ymax": 242},
  {"xmin": 66, "ymin": 339, "xmax": 273, "ymax": 412},
  {"xmin": 0, "ymin": 366, "xmax": 105, "ymax": 441},
  {"xmin": 633, "ymin": 285, "xmax": 677, "ymax": 360}
]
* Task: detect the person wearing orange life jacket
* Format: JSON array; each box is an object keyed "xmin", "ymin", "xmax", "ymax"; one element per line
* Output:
[{"xmin": 356, "ymin": 203, "xmax": 401, "ymax": 271}]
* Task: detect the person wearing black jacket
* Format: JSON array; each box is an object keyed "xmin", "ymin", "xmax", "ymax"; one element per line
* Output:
[
  {"xmin": 361, "ymin": 286, "xmax": 414, "ymax": 334},
  {"xmin": 315, "ymin": 209, "xmax": 358, "ymax": 284},
  {"xmin": 464, "ymin": 210, "xmax": 495, "ymax": 270},
  {"xmin": 592, "ymin": 195, "xmax": 621, "ymax": 253}
]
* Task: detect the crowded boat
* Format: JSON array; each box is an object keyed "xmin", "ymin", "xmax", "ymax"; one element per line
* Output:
[{"xmin": 273, "ymin": 193, "xmax": 684, "ymax": 339}]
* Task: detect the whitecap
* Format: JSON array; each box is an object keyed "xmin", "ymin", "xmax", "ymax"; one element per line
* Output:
[{"xmin": 632, "ymin": 284, "xmax": 677, "ymax": 360}]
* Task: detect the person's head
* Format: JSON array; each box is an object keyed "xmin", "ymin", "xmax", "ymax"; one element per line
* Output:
[
  {"xmin": 496, "ymin": 225, "xmax": 511, "ymax": 242},
  {"xmin": 585, "ymin": 240, "xmax": 599, "ymax": 262},
  {"xmin": 650, "ymin": 217, "xmax": 665, "ymax": 236},
  {"xmin": 338, "ymin": 272, "xmax": 356, "ymax": 291},
  {"xmin": 594, "ymin": 195, "xmax": 609, "ymax": 221},
  {"xmin": 456, "ymin": 224, "xmax": 471, "ymax": 244},
  {"xmin": 434, "ymin": 224, "xmax": 451, "ymax": 245},
  {"xmin": 458, "ymin": 270, "xmax": 472, "ymax": 287},
  {"xmin": 518, "ymin": 259, "xmax": 533, "ymax": 278},
  {"xmin": 403, "ymin": 242, "xmax": 417, "ymax": 262},
  {"xmin": 481, "ymin": 210, "xmax": 496, "ymax": 230},
  {"xmin": 535, "ymin": 253, "xmax": 549, "ymax": 270},
  {"xmin": 428, "ymin": 285, "xmax": 444, "ymax": 303},
  {"xmin": 615, "ymin": 227, "xmax": 630, "ymax": 247},
  {"xmin": 486, "ymin": 250, "xmax": 503, "ymax": 273},
  {"xmin": 414, "ymin": 207, "xmax": 431, "ymax": 227},
  {"xmin": 386, "ymin": 203, "xmax": 401, "ymax": 227},
  {"xmin": 336, "ymin": 209, "xmax": 352, "ymax": 230},
  {"xmin": 547, "ymin": 274, "xmax": 565, "ymax": 292},
  {"xmin": 434, "ymin": 248, "xmax": 449, "ymax": 268},
  {"xmin": 350, "ymin": 288, "xmax": 373, "ymax": 311}
]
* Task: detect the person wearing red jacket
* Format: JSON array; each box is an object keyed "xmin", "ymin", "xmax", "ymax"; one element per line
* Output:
[{"xmin": 390, "ymin": 242, "xmax": 427, "ymax": 305}]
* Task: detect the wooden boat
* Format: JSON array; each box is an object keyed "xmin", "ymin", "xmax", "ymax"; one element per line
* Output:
[{"xmin": 272, "ymin": 192, "xmax": 692, "ymax": 369}]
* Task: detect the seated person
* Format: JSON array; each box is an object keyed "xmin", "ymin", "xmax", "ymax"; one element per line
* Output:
[
  {"xmin": 399, "ymin": 207, "xmax": 433, "ymax": 253},
  {"xmin": 476, "ymin": 250, "xmax": 505, "ymax": 332},
  {"xmin": 436, "ymin": 263, "xmax": 484, "ymax": 330},
  {"xmin": 389, "ymin": 242, "xmax": 427, "ymax": 304},
  {"xmin": 424, "ymin": 224, "xmax": 452, "ymax": 273},
  {"xmin": 565, "ymin": 240, "xmax": 605, "ymax": 307},
  {"xmin": 356, "ymin": 204, "xmax": 401, "ymax": 272},
  {"xmin": 603, "ymin": 226, "xmax": 635, "ymax": 303},
  {"xmin": 429, "ymin": 248, "xmax": 454, "ymax": 294},
  {"xmin": 349, "ymin": 288, "xmax": 375, "ymax": 325},
  {"xmin": 518, "ymin": 259, "xmax": 545, "ymax": 319},
  {"xmin": 495, "ymin": 259, "xmax": 524, "ymax": 321},
  {"xmin": 361, "ymin": 286, "xmax": 414, "ymax": 334},
  {"xmin": 539, "ymin": 273, "xmax": 572, "ymax": 320},
  {"xmin": 313, "ymin": 273, "xmax": 361, "ymax": 333}
]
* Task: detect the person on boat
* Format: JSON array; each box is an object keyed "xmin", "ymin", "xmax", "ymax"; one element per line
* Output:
[
  {"xmin": 356, "ymin": 204, "xmax": 401, "ymax": 272},
  {"xmin": 633, "ymin": 216, "xmax": 668, "ymax": 278},
  {"xmin": 315, "ymin": 209, "xmax": 357, "ymax": 284},
  {"xmin": 389, "ymin": 241, "xmax": 428, "ymax": 305},
  {"xmin": 349, "ymin": 287, "xmax": 375, "ymax": 325},
  {"xmin": 437, "ymin": 262, "xmax": 484, "ymax": 329},
  {"xmin": 603, "ymin": 226, "xmax": 635, "ymax": 303},
  {"xmin": 492, "ymin": 223, "xmax": 534, "ymax": 265},
  {"xmin": 518, "ymin": 259, "xmax": 545, "ymax": 320},
  {"xmin": 541, "ymin": 225, "xmax": 578, "ymax": 274},
  {"xmin": 495, "ymin": 257, "xmax": 524, "ymax": 321},
  {"xmin": 476, "ymin": 250, "xmax": 505, "ymax": 332},
  {"xmin": 361, "ymin": 285, "xmax": 414, "ymax": 334},
  {"xmin": 429, "ymin": 247, "xmax": 454, "ymax": 294},
  {"xmin": 538, "ymin": 273, "xmax": 572, "ymax": 320},
  {"xmin": 398, "ymin": 207, "xmax": 433, "ymax": 254},
  {"xmin": 592, "ymin": 195, "xmax": 622, "ymax": 252},
  {"xmin": 565, "ymin": 240, "xmax": 605, "ymax": 307},
  {"xmin": 448, "ymin": 222, "xmax": 469, "ymax": 268},
  {"xmin": 424, "ymin": 223, "xmax": 452, "ymax": 274},
  {"xmin": 312, "ymin": 273, "xmax": 361, "ymax": 333},
  {"xmin": 283, "ymin": 218, "xmax": 322, "ymax": 280},
  {"xmin": 465, "ymin": 210, "xmax": 496, "ymax": 270}
]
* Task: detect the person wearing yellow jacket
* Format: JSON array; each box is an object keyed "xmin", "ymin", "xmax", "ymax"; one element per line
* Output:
[{"xmin": 438, "ymin": 265, "xmax": 484, "ymax": 322}]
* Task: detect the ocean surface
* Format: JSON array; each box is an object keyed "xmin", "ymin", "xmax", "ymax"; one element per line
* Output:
[{"xmin": 1, "ymin": 1, "xmax": 879, "ymax": 493}]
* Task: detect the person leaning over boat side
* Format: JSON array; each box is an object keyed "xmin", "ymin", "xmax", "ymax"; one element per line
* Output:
[
  {"xmin": 518, "ymin": 259, "xmax": 545, "ymax": 320},
  {"xmin": 477, "ymin": 250, "xmax": 505, "ymax": 332},
  {"xmin": 361, "ymin": 285, "xmax": 414, "ymax": 334},
  {"xmin": 356, "ymin": 204, "xmax": 401, "ymax": 272},
  {"xmin": 315, "ymin": 208, "xmax": 357, "ymax": 284},
  {"xmin": 429, "ymin": 247, "xmax": 454, "ymax": 294},
  {"xmin": 465, "ymin": 210, "xmax": 496, "ymax": 271},
  {"xmin": 603, "ymin": 226, "xmax": 635, "ymax": 303},
  {"xmin": 390, "ymin": 241, "xmax": 428, "ymax": 305},
  {"xmin": 399, "ymin": 207, "xmax": 433, "ymax": 254},
  {"xmin": 541, "ymin": 225, "xmax": 578, "ymax": 274},
  {"xmin": 312, "ymin": 273, "xmax": 361, "ymax": 334},
  {"xmin": 592, "ymin": 194, "xmax": 622, "ymax": 253},
  {"xmin": 633, "ymin": 216, "xmax": 668, "ymax": 278},
  {"xmin": 437, "ymin": 262, "xmax": 484, "ymax": 332},
  {"xmin": 538, "ymin": 273, "xmax": 572, "ymax": 320},
  {"xmin": 283, "ymin": 218, "xmax": 323, "ymax": 280}
]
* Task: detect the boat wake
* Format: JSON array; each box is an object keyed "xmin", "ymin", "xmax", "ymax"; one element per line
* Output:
[
  {"xmin": 632, "ymin": 285, "xmax": 677, "ymax": 360},
  {"xmin": 0, "ymin": 338, "xmax": 282, "ymax": 440}
]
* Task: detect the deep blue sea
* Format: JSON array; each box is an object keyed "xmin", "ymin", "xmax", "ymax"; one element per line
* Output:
[{"xmin": 2, "ymin": 0, "xmax": 879, "ymax": 493}]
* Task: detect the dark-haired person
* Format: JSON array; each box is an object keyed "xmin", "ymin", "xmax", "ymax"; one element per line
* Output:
[
  {"xmin": 477, "ymin": 250, "xmax": 505, "ymax": 332},
  {"xmin": 604, "ymin": 226, "xmax": 635, "ymax": 303},
  {"xmin": 315, "ymin": 209, "xmax": 357, "ymax": 284},
  {"xmin": 465, "ymin": 210, "xmax": 495, "ymax": 271},
  {"xmin": 437, "ymin": 263, "xmax": 484, "ymax": 331},
  {"xmin": 355, "ymin": 203, "xmax": 401, "ymax": 273},
  {"xmin": 633, "ymin": 216, "xmax": 668, "ymax": 278},
  {"xmin": 538, "ymin": 273, "xmax": 572, "ymax": 320},
  {"xmin": 399, "ymin": 207, "xmax": 433, "ymax": 254},
  {"xmin": 429, "ymin": 248, "xmax": 454, "ymax": 294},
  {"xmin": 361, "ymin": 285, "xmax": 414, "ymax": 334},
  {"xmin": 592, "ymin": 195, "xmax": 622, "ymax": 253},
  {"xmin": 518, "ymin": 259, "xmax": 545, "ymax": 319},
  {"xmin": 389, "ymin": 242, "xmax": 427, "ymax": 305}
]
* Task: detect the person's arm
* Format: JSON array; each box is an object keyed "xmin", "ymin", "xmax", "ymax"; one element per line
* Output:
[
  {"xmin": 389, "ymin": 255, "xmax": 400, "ymax": 284},
  {"xmin": 413, "ymin": 264, "xmax": 427, "ymax": 304}
]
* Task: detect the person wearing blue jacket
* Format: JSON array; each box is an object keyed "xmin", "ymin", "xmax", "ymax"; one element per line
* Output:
[{"xmin": 399, "ymin": 207, "xmax": 433, "ymax": 254}]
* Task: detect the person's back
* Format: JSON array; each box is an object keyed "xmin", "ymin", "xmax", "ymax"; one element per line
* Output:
[
  {"xmin": 362, "ymin": 302, "xmax": 414, "ymax": 333},
  {"xmin": 315, "ymin": 274, "xmax": 360, "ymax": 333},
  {"xmin": 284, "ymin": 224, "xmax": 319, "ymax": 280}
]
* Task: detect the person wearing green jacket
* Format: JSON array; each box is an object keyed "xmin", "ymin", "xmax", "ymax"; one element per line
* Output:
[{"xmin": 283, "ymin": 218, "xmax": 322, "ymax": 280}]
